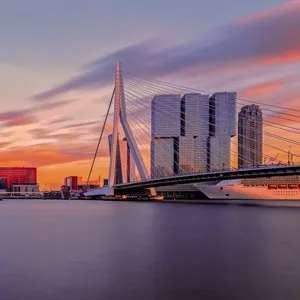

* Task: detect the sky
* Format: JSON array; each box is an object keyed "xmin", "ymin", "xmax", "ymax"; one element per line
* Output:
[{"xmin": 0, "ymin": 0, "xmax": 299, "ymax": 189}]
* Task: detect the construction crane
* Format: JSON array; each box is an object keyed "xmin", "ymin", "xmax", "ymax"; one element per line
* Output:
[
  {"xmin": 264, "ymin": 153, "xmax": 279, "ymax": 165},
  {"xmin": 288, "ymin": 146, "xmax": 295, "ymax": 166}
]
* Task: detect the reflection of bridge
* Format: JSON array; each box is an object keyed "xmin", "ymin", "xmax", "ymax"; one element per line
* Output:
[{"xmin": 85, "ymin": 61, "xmax": 300, "ymax": 197}]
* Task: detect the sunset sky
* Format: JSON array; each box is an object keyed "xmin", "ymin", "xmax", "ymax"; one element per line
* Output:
[{"xmin": 0, "ymin": 0, "xmax": 299, "ymax": 189}]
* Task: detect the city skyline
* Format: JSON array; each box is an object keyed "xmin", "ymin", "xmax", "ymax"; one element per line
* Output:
[
  {"xmin": 0, "ymin": 0, "xmax": 299, "ymax": 188},
  {"xmin": 151, "ymin": 92, "xmax": 236, "ymax": 178}
]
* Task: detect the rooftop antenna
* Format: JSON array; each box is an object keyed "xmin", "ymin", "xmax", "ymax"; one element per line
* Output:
[{"xmin": 288, "ymin": 146, "xmax": 292, "ymax": 166}]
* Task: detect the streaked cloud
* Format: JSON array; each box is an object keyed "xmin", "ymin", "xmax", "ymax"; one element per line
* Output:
[
  {"xmin": 0, "ymin": 142, "xmax": 109, "ymax": 168},
  {"xmin": 32, "ymin": 1, "xmax": 300, "ymax": 101},
  {"xmin": 280, "ymin": 94, "xmax": 300, "ymax": 108},
  {"xmin": 35, "ymin": 99, "xmax": 76, "ymax": 109},
  {"xmin": 239, "ymin": 79, "xmax": 285, "ymax": 98},
  {"xmin": 0, "ymin": 110, "xmax": 38, "ymax": 127},
  {"xmin": 64, "ymin": 120, "xmax": 101, "ymax": 129},
  {"xmin": 0, "ymin": 141, "xmax": 12, "ymax": 149},
  {"xmin": 29, "ymin": 128, "xmax": 78, "ymax": 142},
  {"xmin": 0, "ymin": 98, "xmax": 77, "ymax": 127}
]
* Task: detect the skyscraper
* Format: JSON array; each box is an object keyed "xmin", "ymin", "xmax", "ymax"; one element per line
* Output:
[
  {"xmin": 108, "ymin": 133, "xmax": 123, "ymax": 184},
  {"xmin": 151, "ymin": 94, "xmax": 182, "ymax": 178},
  {"xmin": 119, "ymin": 137, "xmax": 136, "ymax": 183},
  {"xmin": 151, "ymin": 93, "xmax": 210, "ymax": 178},
  {"xmin": 238, "ymin": 104, "xmax": 263, "ymax": 169},
  {"xmin": 180, "ymin": 93, "xmax": 210, "ymax": 174},
  {"xmin": 151, "ymin": 92, "xmax": 237, "ymax": 177},
  {"xmin": 209, "ymin": 92, "xmax": 237, "ymax": 171}
]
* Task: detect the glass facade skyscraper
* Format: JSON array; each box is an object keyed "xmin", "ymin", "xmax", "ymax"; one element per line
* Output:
[
  {"xmin": 180, "ymin": 93, "xmax": 210, "ymax": 174},
  {"xmin": 151, "ymin": 95, "xmax": 181, "ymax": 178},
  {"xmin": 151, "ymin": 93, "xmax": 212, "ymax": 178},
  {"xmin": 238, "ymin": 104, "xmax": 263, "ymax": 169},
  {"xmin": 209, "ymin": 92, "xmax": 237, "ymax": 171}
]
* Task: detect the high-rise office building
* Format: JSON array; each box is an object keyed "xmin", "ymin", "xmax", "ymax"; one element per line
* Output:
[
  {"xmin": 238, "ymin": 104, "xmax": 263, "ymax": 169},
  {"xmin": 182, "ymin": 93, "xmax": 210, "ymax": 173},
  {"xmin": 108, "ymin": 133, "xmax": 123, "ymax": 184},
  {"xmin": 209, "ymin": 92, "xmax": 237, "ymax": 171},
  {"xmin": 151, "ymin": 94, "xmax": 182, "ymax": 178},
  {"xmin": 119, "ymin": 137, "xmax": 136, "ymax": 183},
  {"xmin": 151, "ymin": 137, "xmax": 176, "ymax": 177},
  {"xmin": 151, "ymin": 92, "xmax": 237, "ymax": 177},
  {"xmin": 151, "ymin": 93, "xmax": 210, "ymax": 178}
]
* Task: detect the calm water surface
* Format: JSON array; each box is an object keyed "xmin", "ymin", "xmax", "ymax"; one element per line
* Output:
[{"xmin": 1, "ymin": 200, "xmax": 300, "ymax": 300}]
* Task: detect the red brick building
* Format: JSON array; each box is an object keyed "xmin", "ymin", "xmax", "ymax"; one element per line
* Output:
[
  {"xmin": 64, "ymin": 176, "xmax": 78, "ymax": 191},
  {"xmin": 0, "ymin": 167, "xmax": 37, "ymax": 191}
]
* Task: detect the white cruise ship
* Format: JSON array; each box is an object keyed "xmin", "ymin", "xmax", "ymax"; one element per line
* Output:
[{"xmin": 156, "ymin": 175, "xmax": 300, "ymax": 200}]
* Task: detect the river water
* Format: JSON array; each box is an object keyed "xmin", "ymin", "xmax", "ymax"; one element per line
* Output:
[{"xmin": 1, "ymin": 200, "xmax": 300, "ymax": 300}]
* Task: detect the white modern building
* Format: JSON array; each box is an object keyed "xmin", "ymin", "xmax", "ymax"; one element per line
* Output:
[
  {"xmin": 151, "ymin": 94, "xmax": 181, "ymax": 178},
  {"xmin": 151, "ymin": 94, "xmax": 182, "ymax": 138},
  {"xmin": 151, "ymin": 93, "xmax": 211, "ymax": 178},
  {"xmin": 182, "ymin": 93, "xmax": 210, "ymax": 173},
  {"xmin": 151, "ymin": 138, "xmax": 175, "ymax": 178},
  {"xmin": 12, "ymin": 184, "xmax": 40, "ymax": 193},
  {"xmin": 209, "ymin": 92, "xmax": 237, "ymax": 171}
]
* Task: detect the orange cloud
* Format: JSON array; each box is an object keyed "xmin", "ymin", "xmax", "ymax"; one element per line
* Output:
[
  {"xmin": 0, "ymin": 142, "xmax": 109, "ymax": 167},
  {"xmin": 235, "ymin": 1, "xmax": 298, "ymax": 24},
  {"xmin": 264, "ymin": 91, "xmax": 300, "ymax": 127},
  {"xmin": 0, "ymin": 141, "xmax": 12, "ymax": 149},
  {"xmin": 29, "ymin": 128, "xmax": 79, "ymax": 142},
  {"xmin": 239, "ymin": 79, "xmax": 284, "ymax": 98},
  {"xmin": 0, "ymin": 144, "xmax": 75, "ymax": 167},
  {"xmin": 265, "ymin": 111, "xmax": 300, "ymax": 126},
  {"xmin": 0, "ymin": 111, "xmax": 38, "ymax": 127},
  {"xmin": 278, "ymin": 94, "xmax": 300, "ymax": 108},
  {"xmin": 0, "ymin": 142, "xmax": 110, "ymax": 189},
  {"xmin": 256, "ymin": 49, "xmax": 300, "ymax": 67},
  {"xmin": 38, "ymin": 160, "xmax": 109, "ymax": 190}
]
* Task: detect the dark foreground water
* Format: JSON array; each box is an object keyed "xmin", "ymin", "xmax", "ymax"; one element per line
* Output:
[{"xmin": 1, "ymin": 200, "xmax": 300, "ymax": 300}]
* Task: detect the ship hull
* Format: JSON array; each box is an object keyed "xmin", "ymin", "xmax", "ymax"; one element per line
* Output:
[{"xmin": 195, "ymin": 182, "xmax": 300, "ymax": 200}]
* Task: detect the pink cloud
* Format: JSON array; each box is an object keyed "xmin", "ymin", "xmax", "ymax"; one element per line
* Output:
[
  {"xmin": 0, "ymin": 111, "xmax": 38, "ymax": 127},
  {"xmin": 239, "ymin": 79, "xmax": 284, "ymax": 98}
]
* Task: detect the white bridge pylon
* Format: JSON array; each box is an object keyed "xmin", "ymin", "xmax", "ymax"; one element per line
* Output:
[
  {"xmin": 108, "ymin": 61, "xmax": 150, "ymax": 194},
  {"xmin": 85, "ymin": 61, "xmax": 152, "ymax": 197}
]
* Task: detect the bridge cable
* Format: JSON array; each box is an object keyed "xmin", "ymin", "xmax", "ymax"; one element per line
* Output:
[
  {"xmin": 124, "ymin": 76, "xmax": 300, "ymax": 130},
  {"xmin": 124, "ymin": 80, "xmax": 299, "ymax": 168},
  {"xmin": 86, "ymin": 86, "xmax": 115, "ymax": 189},
  {"xmin": 124, "ymin": 80, "xmax": 294, "ymax": 164},
  {"xmin": 123, "ymin": 72, "xmax": 300, "ymax": 115}
]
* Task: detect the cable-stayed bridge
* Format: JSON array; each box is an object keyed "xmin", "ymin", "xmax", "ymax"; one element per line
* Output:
[{"xmin": 85, "ymin": 61, "xmax": 300, "ymax": 197}]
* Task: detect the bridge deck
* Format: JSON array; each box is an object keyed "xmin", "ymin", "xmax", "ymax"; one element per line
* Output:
[{"xmin": 114, "ymin": 165, "xmax": 300, "ymax": 190}]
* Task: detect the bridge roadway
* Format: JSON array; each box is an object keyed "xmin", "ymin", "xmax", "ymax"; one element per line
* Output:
[{"xmin": 114, "ymin": 165, "xmax": 300, "ymax": 191}]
